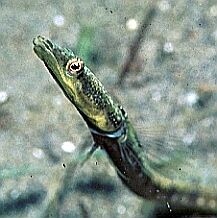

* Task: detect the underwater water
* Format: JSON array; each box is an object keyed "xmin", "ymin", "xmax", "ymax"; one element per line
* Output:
[{"xmin": 0, "ymin": 0, "xmax": 217, "ymax": 217}]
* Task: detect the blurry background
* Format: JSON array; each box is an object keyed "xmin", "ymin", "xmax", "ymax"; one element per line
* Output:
[{"xmin": 0, "ymin": 0, "xmax": 217, "ymax": 217}]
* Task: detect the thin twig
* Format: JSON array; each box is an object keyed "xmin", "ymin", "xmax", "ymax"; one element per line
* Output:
[{"xmin": 118, "ymin": 2, "xmax": 157, "ymax": 86}]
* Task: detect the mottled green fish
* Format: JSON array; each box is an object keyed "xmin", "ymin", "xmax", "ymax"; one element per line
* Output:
[{"xmin": 33, "ymin": 36, "xmax": 217, "ymax": 217}]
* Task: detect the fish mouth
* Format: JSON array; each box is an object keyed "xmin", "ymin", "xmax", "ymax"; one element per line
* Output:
[
  {"xmin": 33, "ymin": 36, "xmax": 60, "ymax": 89},
  {"xmin": 33, "ymin": 35, "xmax": 76, "ymax": 104},
  {"xmin": 33, "ymin": 35, "xmax": 58, "ymax": 71},
  {"xmin": 33, "ymin": 36, "xmax": 61, "ymax": 87},
  {"xmin": 33, "ymin": 35, "xmax": 54, "ymax": 53}
]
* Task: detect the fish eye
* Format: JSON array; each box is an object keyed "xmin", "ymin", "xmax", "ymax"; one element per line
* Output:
[{"xmin": 66, "ymin": 57, "xmax": 84, "ymax": 75}]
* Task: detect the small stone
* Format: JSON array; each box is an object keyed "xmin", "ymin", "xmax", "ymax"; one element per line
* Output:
[
  {"xmin": 53, "ymin": 95, "xmax": 63, "ymax": 106},
  {"xmin": 196, "ymin": 197, "xmax": 205, "ymax": 206},
  {"xmin": 163, "ymin": 42, "xmax": 174, "ymax": 53},
  {"xmin": 117, "ymin": 205, "xmax": 126, "ymax": 215},
  {"xmin": 182, "ymin": 133, "xmax": 196, "ymax": 145},
  {"xmin": 208, "ymin": 199, "xmax": 216, "ymax": 208},
  {"xmin": 185, "ymin": 92, "xmax": 199, "ymax": 106},
  {"xmin": 181, "ymin": 195, "xmax": 189, "ymax": 203},
  {"xmin": 10, "ymin": 189, "xmax": 20, "ymax": 199},
  {"xmin": 210, "ymin": 5, "xmax": 217, "ymax": 17},
  {"xmin": 126, "ymin": 18, "xmax": 138, "ymax": 31},
  {"xmin": 61, "ymin": 141, "xmax": 76, "ymax": 153},
  {"xmin": 158, "ymin": 0, "xmax": 170, "ymax": 12},
  {"xmin": 32, "ymin": 148, "xmax": 45, "ymax": 159},
  {"xmin": 152, "ymin": 91, "xmax": 162, "ymax": 101},
  {"xmin": 53, "ymin": 15, "xmax": 65, "ymax": 26},
  {"xmin": 0, "ymin": 91, "xmax": 8, "ymax": 104}
]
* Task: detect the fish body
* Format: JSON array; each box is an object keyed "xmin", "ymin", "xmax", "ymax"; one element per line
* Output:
[
  {"xmin": 33, "ymin": 36, "xmax": 148, "ymax": 197},
  {"xmin": 33, "ymin": 36, "xmax": 217, "ymax": 216}
]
